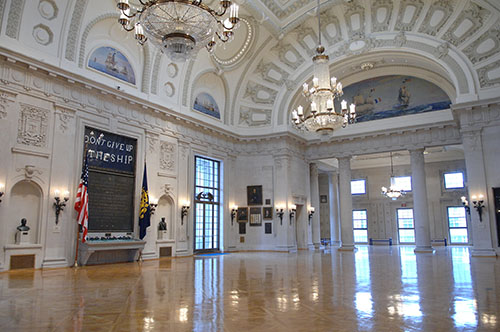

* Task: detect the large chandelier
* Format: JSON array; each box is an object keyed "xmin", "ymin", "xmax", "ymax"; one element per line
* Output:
[
  {"xmin": 381, "ymin": 152, "xmax": 406, "ymax": 200},
  {"xmin": 291, "ymin": 0, "xmax": 355, "ymax": 133},
  {"xmin": 117, "ymin": 0, "xmax": 240, "ymax": 62}
]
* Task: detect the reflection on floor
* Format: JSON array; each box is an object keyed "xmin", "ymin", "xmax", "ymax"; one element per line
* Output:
[{"xmin": 1, "ymin": 246, "xmax": 499, "ymax": 331}]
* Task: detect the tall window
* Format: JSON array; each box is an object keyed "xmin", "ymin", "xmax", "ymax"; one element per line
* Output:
[
  {"xmin": 448, "ymin": 206, "xmax": 468, "ymax": 244},
  {"xmin": 392, "ymin": 176, "xmax": 412, "ymax": 191},
  {"xmin": 353, "ymin": 210, "xmax": 368, "ymax": 243},
  {"xmin": 444, "ymin": 172, "xmax": 464, "ymax": 189},
  {"xmin": 351, "ymin": 179, "xmax": 366, "ymax": 195},
  {"xmin": 194, "ymin": 156, "xmax": 220, "ymax": 251},
  {"xmin": 397, "ymin": 208, "xmax": 415, "ymax": 243}
]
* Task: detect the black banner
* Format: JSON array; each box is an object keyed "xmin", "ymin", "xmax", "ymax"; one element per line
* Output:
[{"xmin": 84, "ymin": 127, "xmax": 137, "ymax": 174}]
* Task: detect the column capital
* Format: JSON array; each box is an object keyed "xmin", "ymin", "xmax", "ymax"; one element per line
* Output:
[{"xmin": 408, "ymin": 147, "xmax": 425, "ymax": 154}]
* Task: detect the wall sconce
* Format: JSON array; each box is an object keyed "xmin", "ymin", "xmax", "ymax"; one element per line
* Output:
[
  {"xmin": 0, "ymin": 183, "xmax": 4, "ymax": 203},
  {"xmin": 472, "ymin": 195, "xmax": 485, "ymax": 222},
  {"xmin": 181, "ymin": 201, "xmax": 190, "ymax": 225},
  {"xmin": 461, "ymin": 196, "xmax": 470, "ymax": 214},
  {"xmin": 54, "ymin": 189, "xmax": 69, "ymax": 224},
  {"xmin": 231, "ymin": 205, "xmax": 238, "ymax": 225},
  {"xmin": 308, "ymin": 206, "xmax": 315, "ymax": 225},
  {"xmin": 150, "ymin": 196, "xmax": 158, "ymax": 215},
  {"xmin": 276, "ymin": 206, "xmax": 284, "ymax": 225},
  {"xmin": 289, "ymin": 204, "xmax": 296, "ymax": 225}
]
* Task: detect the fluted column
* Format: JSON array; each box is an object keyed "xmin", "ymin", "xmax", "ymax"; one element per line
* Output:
[
  {"xmin": 410, "ymin": 148, "xmax": 434, "ymax": 253},
  {"xmin": 338, "ymin": 157, "xmax": 355, "ymax": 251},
  {"xmin": 310, "ymin": 163, "xmax": 321, "ymax": 249},
  {"xmin": 328, "ymin": 172, "xmax": 340, "ymax": 246}
]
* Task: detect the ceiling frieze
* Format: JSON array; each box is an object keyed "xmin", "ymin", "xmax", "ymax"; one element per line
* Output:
[
  {"xmin": 395, "ymin": 0, "xmax": 425, "ymax": 32},
  {"xmin": 441, "ymin": 2, "xmax": 490, "ymax": 47}
]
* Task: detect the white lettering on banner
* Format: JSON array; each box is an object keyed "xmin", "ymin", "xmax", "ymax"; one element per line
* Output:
[{"xmin": 117, "ymin": 154, "xmax": 124, "ymax": 163}]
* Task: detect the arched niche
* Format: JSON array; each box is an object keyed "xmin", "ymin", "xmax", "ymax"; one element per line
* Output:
[
  {"xmin": 156, "ymin": 194, "xmax": 175, "ymax": 240},
  {"xmin": 7, "ymin": 181, "xmax": 43, "ymax": 244}
]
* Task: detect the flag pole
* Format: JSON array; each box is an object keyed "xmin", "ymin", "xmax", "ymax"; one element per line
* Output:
[
  {"xmin": 74, "ymin": 134, "xmax": 91, "ymax": 268},
  {"xmin": 73, "ymin": 224, "xmax": 80, "ymax": 267}
]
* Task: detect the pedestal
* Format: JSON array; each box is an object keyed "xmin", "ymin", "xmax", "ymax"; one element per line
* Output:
[
  {"xmin": 15, "ymin": 230, "xmax": 30, "ymax": 244},
  {"xmin": 158, "ymin": 230, "xmax": 168, "ymax": 240}
]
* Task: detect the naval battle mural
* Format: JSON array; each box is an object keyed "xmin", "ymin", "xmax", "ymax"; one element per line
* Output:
[{"xmin": 339, "ymin": 75, "xmax": 452, "ymax": 122}]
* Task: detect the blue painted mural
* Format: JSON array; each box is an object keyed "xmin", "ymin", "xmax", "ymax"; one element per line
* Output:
[
  {"xmin": 339, "ymin": 75, "xmax": 451, "ymax": 122},
  {"xmin": 88, "ymin": 47, "xmax": 136, "ymax": 85},
  {"xmin": 193, "ymin": 93, "xmax": 221, "ymax": 119}
]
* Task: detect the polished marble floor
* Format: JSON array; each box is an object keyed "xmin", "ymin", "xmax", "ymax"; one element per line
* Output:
[{"xmin": 1, "ymin": 246, "xmax": 499, "ymax": 331}]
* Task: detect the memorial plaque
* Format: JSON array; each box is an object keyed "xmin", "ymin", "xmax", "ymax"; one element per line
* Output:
[{"xmin": 87, "ymin": 169, "xmax": 135, "ymax": 232}]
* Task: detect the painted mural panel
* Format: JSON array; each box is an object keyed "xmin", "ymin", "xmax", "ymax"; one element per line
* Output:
[
  {"xmin": 193, "ymin": 93, "xmax": 221, "ymax": 119},
  {"xmin": 340, "ymin": 75, "xmax": 451, "ymax": 122},
  {"xmin": 88, "ymin": 47, "xmax": 136, "ymax": 85}
]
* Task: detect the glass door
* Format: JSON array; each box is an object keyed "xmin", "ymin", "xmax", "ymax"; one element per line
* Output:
[
  {"xmin": 397, "ymin": 208, "xmax": 415, "ymax": 244},
  {"xmin": 194, "ymin": 156, "xmax": 220, "ymax": 252}
]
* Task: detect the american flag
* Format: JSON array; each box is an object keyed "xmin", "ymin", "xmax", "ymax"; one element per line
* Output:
[{"xmin": 74, "ymin": 154, "xmax": 89, "ymax": 243}]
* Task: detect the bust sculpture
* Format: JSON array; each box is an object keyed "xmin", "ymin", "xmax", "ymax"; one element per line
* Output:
[
  {"xmin": 17, "ymin": 218, "xmax": 30, "ymax": 231},
  {"xmin": 158, "ymin": 217, "xmax": 167, "ymax": 231}
]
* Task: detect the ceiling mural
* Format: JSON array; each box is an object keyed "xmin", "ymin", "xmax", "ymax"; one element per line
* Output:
[
  {"xmin": 88, "ymin": 46, "xmax": 136, "ymax": 85},
  {"xmin": 340, "ymin": 75, "xmax": 452, "ymax": 123},
  {"xmin": 193, "ymin": 93, "xmax": 221, "ymax": 120}
]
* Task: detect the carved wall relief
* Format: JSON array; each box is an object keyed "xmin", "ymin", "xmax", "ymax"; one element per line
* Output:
[
  {"xmin": 17, "ymin": 104, "xmax": 49, "ymax": 147},
  {"xmin": 160, "ymin": 141, "xmax": 176, "ymax": 171}
]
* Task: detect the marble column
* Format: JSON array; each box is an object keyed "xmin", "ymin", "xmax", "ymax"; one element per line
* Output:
[
  {"xmin": 462, "ymin": 130, "xmax": 496, "ymax": 257},
  {"xmin": 338, "ymin": 157, "xmax": 355, "ymax": 251},
  {"xmin": 310, "ymin": 163, "xmax": 321, "ymax": 249},
  {"xmin": 410, "ymin": 148, "xmax": 434, "ymax": 253},
  {"xmin": 328, "ymin": 172, "xmax": 341, "ymax": 246}
]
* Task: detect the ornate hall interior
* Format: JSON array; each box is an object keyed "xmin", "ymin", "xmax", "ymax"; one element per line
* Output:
[{"xmin": 0, "ymin": 0, "xmax": 500, "ymax": 331}]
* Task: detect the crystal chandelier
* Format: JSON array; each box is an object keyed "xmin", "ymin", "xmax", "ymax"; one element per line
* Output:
[
  {"xmin": 291, "ymin": 0, "xmax": 355, "ymax": 133},
  {"xmin": 117, "ymin": 0, "xmax": 240, "ymax": 62},
  {"xmin": 381, "ymin": 152, "xmax": 406, "ymax": 200}
]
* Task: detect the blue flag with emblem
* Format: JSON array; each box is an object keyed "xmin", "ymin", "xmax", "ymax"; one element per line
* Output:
[{"xmin": 139, "ymin": 164, "xmax": 150, "ymax": 239}]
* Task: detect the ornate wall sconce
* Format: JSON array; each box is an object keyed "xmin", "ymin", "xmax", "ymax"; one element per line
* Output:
[
  {"xmin": 308, "ymin": 206, "xmax": 315, "ymax": 225},
  {"xmin": 54, "ymin": 189, "xmax": 69, "ymax": 224},
  {"xmin": 231, "ymin": 205, "xmax": 238, "ymax": 225},
  {"xmin": 276, "ymin": 206, "xmax": 284, "ymax": 225},
  {"xmin": 0, "ymin": 183, "xmax": 4, "ymax": 203},
  {"xmin": 181, "ymin": 201, "xmax": 190, "ymax": 225},
  {"xmin": 472, "ymin": 195, "xmax": 485, "ymax": 222},
  {"xmin": 461, "ymin": 196, "xmax": 470, "ymax": 214},
  {"xmin": 289, "ymin": 204, "xmax": 296, "ymax": 225},
  {"xmin": 150, "ymin": 196, "xmax": 158, "ymax": 215}
]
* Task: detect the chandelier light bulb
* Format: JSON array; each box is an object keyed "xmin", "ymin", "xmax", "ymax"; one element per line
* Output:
[
  {"xmin": 312, "ymin": 77, "xmax": 319, "ymax": 88},
  {"xmin": 311, "ymin": 102, "xmax": 318, "ymax": 113},
  {"xmin": 117, "ymin": 0, "xmax": 130, "ymax": 11},
  {"xmin": 341, "ymin": 100, "xmax": 347, "ymax": 110},
  {"xmin": 297, "ymin": 105, "xmax": 304, "ymax": 116},
  {"xmin": 336, "ymin": 82, "xmax": 342, "ymax": 93},
  {"xmin": 350, "ymin": 103, "xmax": 356, "ymax": 114},
  {"xmin": 326, "ymin": 98, "xmax": 334, "ymax": 110},
  {"xmin": 303, "ymin": 83, "xmax": 309, "ymax": 94},
  {"xmin": 331, "ymin": 77, "xmax": 337, "ymax": 87}
]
